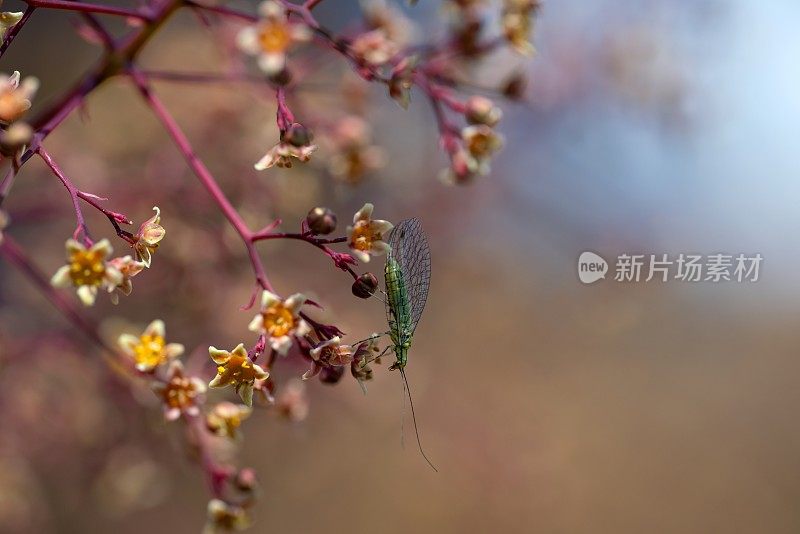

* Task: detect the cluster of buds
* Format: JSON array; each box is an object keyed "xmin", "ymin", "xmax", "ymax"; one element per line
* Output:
[
  {"xmin": 441, "ymin": 96, "xmax": 505, "ymax": 185},
  {"xmin": 50, "ymin": 207, "xmax": 165, "ymax": 305}
]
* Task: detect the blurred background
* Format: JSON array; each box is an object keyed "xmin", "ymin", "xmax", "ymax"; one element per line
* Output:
[{"xmin": 2, "ymin": 0, "xmax": 800, "ymax": 532}]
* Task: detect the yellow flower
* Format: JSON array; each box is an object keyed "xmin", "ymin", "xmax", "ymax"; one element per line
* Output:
[
  {"xmin": 118, "ymin": 319, "xmax": 184, "ymax": 372},
  {"xmin": 50, "ymin": 238, "xmax": 123, "ymax": 306},
  {"xmin": 247, "ymin": 291, "xmax": 310, "ymax": 356},
  {"xmin": 0, "ymin": 71, "xmax": 38, "ymax": 124},
  {"xmin": 152, "ymin": 361, "xmax": 207, "ymax": 421},
  {"xmin": 133, "ymin": 206, "xmax": 165, "ymax": 267},
  {"xmin": 236, "ymin": 0, "xmax": 311, "ymax": 75},
  {"xmin": 208, "ymin": 344, "xmax": 269, "ymax": 407},
  {"xmin": 203, "ymin": 499, "xmax": 251, "ymax": 534},
  {"xmin": 346, "ymin": 203, "xmax": 393, "ymax": 263},
  {"xmin": 206, "ymin": 402, "xmax": 252, "ymax": 439}
]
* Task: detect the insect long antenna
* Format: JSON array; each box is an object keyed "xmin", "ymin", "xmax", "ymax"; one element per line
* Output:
[{"xmin": 400, "ymin": 368, "xmax": 438, "ymax": 472}]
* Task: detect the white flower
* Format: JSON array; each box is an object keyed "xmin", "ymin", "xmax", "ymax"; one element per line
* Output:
[
  {"xmin": 50, "ymin": 238, "xmax": 123, "ymax": 306},
  {"xmin": 346, "ymin": 203, "xmax": 393, "ymax": 263},
  {"xmin": 247, "ymin": 291, "xmax": 310, "ymax": 356},
  {"xmin": 236, "ymin": 0, "xmax": 311, "ymax": 75}
]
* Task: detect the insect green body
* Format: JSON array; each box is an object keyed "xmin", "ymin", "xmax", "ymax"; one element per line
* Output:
[
  {"xmin": 385, "ymin": 255, "xmax": 412, "ymax": 370},
  {"xmin": 382, "ymin": 218, "xmax": 436, "ymax": 471}
]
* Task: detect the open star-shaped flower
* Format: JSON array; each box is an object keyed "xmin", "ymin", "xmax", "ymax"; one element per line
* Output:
[
  {"xmin": 236, "ymin": 0, "xmax": 311, "ymax": 75},
  {"xmin": 247, "ymin": 291, "xmax": 310, "ymax": 356},
  {"xmin": 152, "ymin": 360, "xmax": 207, "ymax": 421},
  {"xmin": 118, "ymin": 319, "xmax": 184, "ymax": 372},
  {"xmin": 208, "ymin": 343, "xmax": 269, "ymax": 407},
  {"xmin": 50, "ymin": 238, "xmax": 123, "ymax": 306},
  {"xmin": 346, "ymin": 203, "xmax": 393, "ymax": 263}
]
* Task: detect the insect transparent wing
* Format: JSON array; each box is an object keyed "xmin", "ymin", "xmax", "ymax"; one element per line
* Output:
[{"xmin": 388, "ymin": 218, "xmax": 431, "ymax": 333}]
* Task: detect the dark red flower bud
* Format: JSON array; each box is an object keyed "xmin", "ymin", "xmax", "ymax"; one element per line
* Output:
[
  {"xmin": 352, "ymin": 273, "xmax": 379, "ymax": 298},
  {"xmin": 306, "ymin": 207, "xmax": 337, "ymax": 235},
  {"xmin": 319, "ymin": 365, "xmax": 345, "ymax": 384},
  {"xmin": 268, "ymin": 67, "xmax": 292, "ymax": 87},
  {"xmin": 501, "ymin": 71, "xmax": 528, "ymax": 101},
  {"xmin": 283, "ymin": 123, "xmax": 312, "ymax": 147}
]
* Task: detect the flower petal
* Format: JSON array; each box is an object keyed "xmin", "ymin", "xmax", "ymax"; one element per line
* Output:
[
  {"xmin": 254, "ymin": 148, "xmax": 279, "ymax": 171},
  {"xmin": 257, "ymin": 52, "xmax": 285, "ymax": 75},
  {"xmin": 231, "ymin": 343, "xmax": 249, "ymax": 359},
  {"xmin": 353, "ymin": 249, "xmax": 371, "ymax": 263},
  {"xmin": 284, "ymin": 293, "xmax": 306, "ymax": 313},
  {"xmin": 271, "ymin": 335, "xmax": 292, "ymax": 356},
  {"xmin": 252, "ymin": 363, "xmax": 269, "ymax": 381},
  {"xmin": 238, "ymin": 383, "xmax": 254, "ymax": 407},
  {"xmin": 164, "ymin": 343, "xmax": 184, "ymax": 359},
  {"xmin": 260, "ymin": 290, "xmax": 280, "ymax": 308},
  {"xmin": 65, "ymin": 238, "xmax": 85, "ymax": 255},
  {"xmin": 295, "ymin": 320, "xmax": 311, "ymax": 337},
  {"xmin": 76, "ymin": 285, "xmax": 97, "ymax": 306},
  {"xmin": 247, "ymin": 313, "xmax": 265, "ymax": 333},
  {"xmin": 208, "ymin": 374, "xmax": 225, "ymax": 389},
  {"xmin": 370, "ymin": 241, "xmax": 391, "ymax": 255},
  {"xmin": 353, "ymin": 203, "xmax": 374, "ymax": 223},
  {"xmin": 209, "ymin": 346, "xmax": 231, "ymax": 365},
  {"xmin": 145, "ymin": 319, "xmax": 166, "ymax": 338},
  {"xmin": 50, "ymin": 265, "xmax": 71, "ymax": 287},
  {"xmin": 236, "ymin": 26, "xmax": 261, "ymax": 54},
  {"xmin": 90, "ymin": 238, "xmax": 113, "ymax": 258},
  {"xmin": 117, "ymin": 333, "xmax": 139, "ymax": 355},
  {"xmin": 371, "ymin": 219, "xmax": 394, "ymax": 235}
]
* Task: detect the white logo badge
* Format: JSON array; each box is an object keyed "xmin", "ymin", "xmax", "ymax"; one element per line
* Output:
[{"xmin": 578, "ymin": 252, "xmax": 608, "ymax": 284}]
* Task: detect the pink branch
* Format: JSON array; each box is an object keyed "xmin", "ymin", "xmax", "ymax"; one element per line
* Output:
[
  {"xmin": 37, "ymin": 146, "xmax": 135, "ymax": 245},
  {"xmin": 275, "ymin": 87, "xmax": 295, "ymax": 132},
  {"xmin": 37, "ymin": 146, "xmax": 93, "ymax": 245},
  {"xmin": 25, "ymin": 0, "xmax": 151, "ymax": 20}
]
